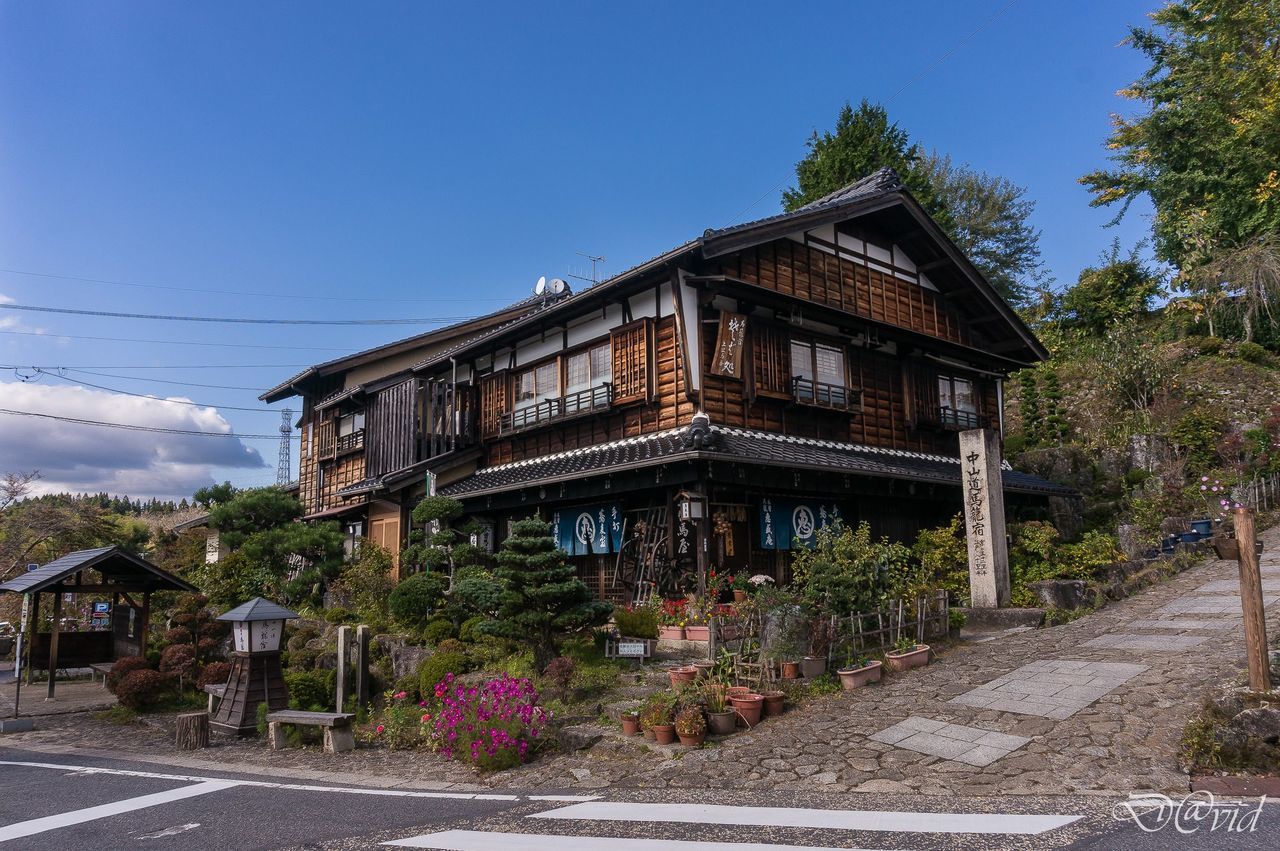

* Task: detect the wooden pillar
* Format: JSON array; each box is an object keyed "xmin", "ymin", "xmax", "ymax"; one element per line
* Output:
[
  {"xmin": 140, "ymin": 591, "xmax": 151, "ymax": 655},
  {"xmin": 47, "ymin": 591, "xmax": 62, "ymax": 699},
  {"xmin": 1233, "ymin": 507, "xmax": 1271, "ymax": 693},
  {"xmin": 336, "ymin": 625, "xmax": 351, "ymax": 712},
  {"xmin": 25, "ymin": 592, "xmax": 39, "ymax": 685},
  {"xmin": 354, "ymin": 625, "xmax": 370, "ymax": 707}
]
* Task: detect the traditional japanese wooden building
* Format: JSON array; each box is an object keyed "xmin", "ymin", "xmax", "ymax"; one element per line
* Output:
[{"xmin": 262, "ymin": 169, "xmax": 1072, "ymax": 599}]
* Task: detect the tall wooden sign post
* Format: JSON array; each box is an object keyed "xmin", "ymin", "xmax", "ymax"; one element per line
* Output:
[
  {"xmin": 959, "ymin": 428, "xmax": 1010, "ymax": 608},
  {"xmin": 1232, "ymin": 507, "xmax": 1271, "ymax": 693}
]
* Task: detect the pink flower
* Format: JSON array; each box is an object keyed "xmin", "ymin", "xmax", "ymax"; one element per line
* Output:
[
  {"xmin": 393, "ymin": 691, "xmax": 407, "ymax": 700},
  {"xmin": 375, "ymin": 724, "xmax": 385, "ymax": 734}
]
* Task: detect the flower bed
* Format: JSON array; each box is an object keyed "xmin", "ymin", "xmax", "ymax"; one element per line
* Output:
[{"xmin": 428, "ymin": 673, "xmax": 551, "ymax": 770}]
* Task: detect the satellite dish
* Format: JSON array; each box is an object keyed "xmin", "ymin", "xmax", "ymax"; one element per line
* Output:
[
  {"xmin": 549, "ymin": 278, "xmax": 569, "ymax": 295},
  {"xmin": 535, "ymin": 276, "xmax": 547, "ymax": 296}
]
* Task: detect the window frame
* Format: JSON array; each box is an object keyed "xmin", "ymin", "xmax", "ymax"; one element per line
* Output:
[{"xmin": 787, "ymin": 335, "xmax": 861, "ymax": 411}]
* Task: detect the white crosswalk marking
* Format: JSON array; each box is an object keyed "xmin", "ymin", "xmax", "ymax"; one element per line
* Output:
[
  {"xmin": 384, "ymin": 831, "xmax": 901, "ymax": 851},
  {"xmin": 529, "ymin": 801, "xmax": 1081, "ymax": 835},
  {"xmin": 0, "ymin": 780, "xmax": 236, "ymax": 842}
]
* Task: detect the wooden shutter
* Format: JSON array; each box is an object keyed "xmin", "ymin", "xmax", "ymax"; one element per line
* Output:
[
  {"xmin": 610, "ymin": 318, "xmax": 652, "ymax": 404},
  {"xmin": 907, "ymin": 361, "xmax": 939, "ymax": 427},
  {"xmin": 752, "ymin": 325, "xmax": 790, "ymax": 398},
  {"xmin": 479, "ymin": 372, "xmax": 507, "ymax": 437}
]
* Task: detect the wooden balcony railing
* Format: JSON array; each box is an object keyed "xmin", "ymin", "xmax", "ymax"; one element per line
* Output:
[
  {"xmin": 499, "ymin": 383, "xmax": 613, "ymax": 435},
  {"xmin": 791, "ymin": 377, "xmax": 862, "ymax": 412},
  {"xmin": 932, "ymin": 406, "xmax": 992, "ymax": 431},
  {"xmin": 336, "ymin": 428, "xmax": 364, "ymax": 454}
]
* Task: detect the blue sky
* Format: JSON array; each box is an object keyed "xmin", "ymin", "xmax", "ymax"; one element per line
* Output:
[{"xmin": 0, "ymin": 0, "xmax": 1158, "ymax": 499}]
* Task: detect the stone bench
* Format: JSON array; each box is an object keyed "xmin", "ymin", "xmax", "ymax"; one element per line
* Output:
[
  {"xmin": 90, "ymin": 663, "xmax": 114, "ymax": 688},
  {"xmin": 202, "ymin": 683, "xmax": 226, "ymax": 714},
  {"xmin": 266, "ymin": 710, "xmax": 356, "ymax": 754}
]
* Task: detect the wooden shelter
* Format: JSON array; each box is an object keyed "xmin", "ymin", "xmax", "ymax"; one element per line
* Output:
[{"xmin": 0, "ymin": 545, "xmax": 198, "ymax": 703}]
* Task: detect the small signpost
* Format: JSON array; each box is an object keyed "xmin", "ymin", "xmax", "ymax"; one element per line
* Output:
[
  {"xmin": 959, "ymin": 428, "xmax": 1010, "ymax": 608},
  {"xmin": 1232, "ymin": 507, "xmax": 1271, "ymax": 693}
]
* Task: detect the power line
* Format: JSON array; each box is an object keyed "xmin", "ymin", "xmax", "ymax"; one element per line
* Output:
[
  {"xmin": 0, "ymin": 328, "xmax": 349, "ymax": 351},
  {"xmin": 0, "ymin": 407, "xmax": 288, "ymax": 439},
  {"xmin": 62, "ymin": 368, "xmax": 269, "ymax": 392},
  {"xmin": 1, "ymin": 303, "xmax": 470, "ymax": 326},
  {"xmin": 0, "ymin": 361, "xmax": 310, "ymax": 369},
  {"xmin": 723, "ymin": 0, "xmax": 1022, "ymax": 224},
  {"xmin": 32, "ymin": 369, "xmax": 281, "ymax": 412},
  {"xmin": 0, "ymin": 267, "xmax": 513, "ymax": 303}
]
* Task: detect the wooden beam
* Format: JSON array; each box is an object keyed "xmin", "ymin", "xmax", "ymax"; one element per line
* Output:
[{"xmin": 47, "ymin": 591, "xmax": 62, "ymax": 699}]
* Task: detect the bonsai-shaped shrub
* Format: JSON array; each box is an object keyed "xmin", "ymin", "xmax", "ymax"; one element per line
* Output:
[
  {"xmin": 116, "ymin": 669, "xmax": 173, "ymax": 711},
  {"xmin": 458, "ymin": 615, "xmax": 485, "ymax": 643},
  {"xmin": 106, "ymin": 656, "xmax": 150, "ymax": 694},
  {"xmin": 422, "ymin": 617, "xmax": 456, "ymax": 644},
  {"xmin": 159, "ymin": 644, "xmax": 197, "ymax": 686},
  {"xmin": 674, "ymin": 706, "xmax": 706, "ymax": 736},
  {"xmin": 388, "ymin": 572, "xmax": 450, "ymax": 629},
  {"xmin": 417, "ymin": 651, "xmax": 470, "ymax": 698},
  {"xmin": 285, "ymin": 669, "xmax": 335, "ymax": 711},
  {"xmin": 196, "ymin": 661, "xmax": 231, "ymax": 689},
  {"xmin": 613, "ymin": 604, "xmax": 659, "ymax": 639},
  {"xmin": 450, "ymin": 567, "xmax": 504, "ymax": 620},
  {"xmin": 485, "ymin": 517, "xmax": 613, "ymax": 671}
]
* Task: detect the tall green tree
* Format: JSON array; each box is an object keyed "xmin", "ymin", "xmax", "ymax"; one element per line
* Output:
[
  {"xmin": 1080, "ymin": 0, "xmax": 1280, "ymax": 268},
  {"xmin": 783, "ymin": 100, "xmax": 952, "ymax": 232},
  {"xmin": 920, "ymin": 153, "xmax": 1047, "ymax": 306},
  {"xmin": 1056, "ymin": 241, "xmax": 1164, "ymax": 336},
  {"xmin": 485, "ymin": 516, "xmax": 612, "ymax": 671}
]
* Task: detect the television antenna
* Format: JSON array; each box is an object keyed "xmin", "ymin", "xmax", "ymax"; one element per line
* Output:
[{"xmin": 567, "ymin": 252, "xmax": 606, "ymax": 286}]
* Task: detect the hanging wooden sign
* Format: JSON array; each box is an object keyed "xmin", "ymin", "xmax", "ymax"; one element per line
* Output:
[{"xmin": 710, "ymin": 311, "xmax": 748, "ymax": 379}]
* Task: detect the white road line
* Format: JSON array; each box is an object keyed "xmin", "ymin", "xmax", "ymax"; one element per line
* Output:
[
  {"xmin": 384, "ymin": 831, "xmax": 902, "ymax": 851},
  {"xmin": 0, "ymin": 780, "xmax": 236, "ymax": 842},
  {"xmin": 530, "ymin": 802, "xmax": 1081, "ymax": 835},
  {"xmin": 0, "ymin": 760, "xmax": 524, "ymax": 801}
]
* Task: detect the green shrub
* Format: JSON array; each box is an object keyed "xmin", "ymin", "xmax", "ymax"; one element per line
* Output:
[
  {"xmin": 423, "ymin": 617, "xmax": 456, "ymax": 644},
  {"xmin": 324, "ymin": 607, "xmax": 355, "ymax": 624},
  {"xmin": 417, "ymin": 651, "xmax": 470, "ymax": 697},
  {"xmin": 388, "ymin": 572, "xmax": 449, "ymax": 627},
  {"xmin": 911, "ymin": 515, "xmax": 969, "ymax": 600},
  {"xmin": 436, "ymin": 638, "xmax": 467, "ymax": 656},
  {"xmin": 458, "ymin": 616, "xmax": 485, "ymax": 642},
  {"xmin": 285, "ymin": 669, "xmax": 336, "ymax": 711},
  {"xmin": 452, "ymin": 573, "xmax": 504, "ymax": 618},
  {"xmin": 613, "ymin": 605, "xmax": 659, "ymax": 639},
  {"xmin": 1236, "ymin": 340, "xmax": 1269, "ymax": 364},
  {"xmin": 115, "ymin": 669, "xmax": 173, "ymax": 711},
  {"xmin": 1188, "ymin": 335, "xmax": 1224, "ymax": 356},
  {"xmin": 106, "ymin": 656, "xmax": 150, "ymax": 694}
]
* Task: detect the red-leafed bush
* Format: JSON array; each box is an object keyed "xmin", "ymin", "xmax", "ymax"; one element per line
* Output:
[
  {"xmin": 159, "ymin": 644, "xmax": 196, "ymax": 679},
  {"xmin": 106, "ymin": 656, "xmax": 150, "ymax": 694},
  {"xmin": 115, "ymin": 669, "xmax": 173, "ymax": 711},
  {"xmin": 197, "ymin": 637, "xmax": 222, "ymax": 658},
  {"xmin": 196, "ymin": 661, "xmax": 231, "ymax": 689},
  {"xmin": 164, "ymin": 627, "xmax": 192, "ymax": 645}
]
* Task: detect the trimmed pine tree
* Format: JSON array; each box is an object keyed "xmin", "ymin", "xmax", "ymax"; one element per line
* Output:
[{"xmin": 487, "ymin": 516, "xmax": 613, "ymax": 671}]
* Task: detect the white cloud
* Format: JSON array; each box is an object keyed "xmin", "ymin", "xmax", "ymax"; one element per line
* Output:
[
  {"xmin": 0, "ymin": 293, "xmax": 13, "ymax": 305},
  {"xmin": 0, "ymin": 381, "xmax": 265, "ymax": 500}
]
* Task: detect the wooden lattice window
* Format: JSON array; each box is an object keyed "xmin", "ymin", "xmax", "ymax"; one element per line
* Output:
[
  {"xmin": 611, "ymin": 318, "xmax": 652, "ymax": 404},
  {"xmin": 752, "ymin": 325, "xmax": 790, "ymax": 398},
  {"xmin": 479, "ymin": 371, "xmax": 508, "ymax": 438}
]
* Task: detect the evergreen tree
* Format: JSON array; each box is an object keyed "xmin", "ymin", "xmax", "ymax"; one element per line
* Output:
[
  {"xmin": 485, "ymin": 516, "xmax": 612, "ymax": 671},
  {"xmin": 1019, "ymin": 371, "xmax": 1042, "ymax": 448}
]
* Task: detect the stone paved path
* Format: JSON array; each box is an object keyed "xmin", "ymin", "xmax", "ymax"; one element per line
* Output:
[{"xmin": 512, "ymin": 527, "xmax": 1280, "ymax": 797}]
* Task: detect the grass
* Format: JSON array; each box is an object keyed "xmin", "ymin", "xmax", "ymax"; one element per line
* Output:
[{"xmin": 94, "ymin": 705, "xmax": 139, "ymax": 725}]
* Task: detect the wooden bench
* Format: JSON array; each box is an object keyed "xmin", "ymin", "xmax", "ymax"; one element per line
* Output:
[
  {"xmin": 90, "ymin": 662, "xmax": 114, "ymax": 688},
  {"xmin": 265, "ymin": 710, "xmax": 356, "ymax": 754},
  {"xmin": 202, "ymin": 683, "xmax": 226, "ymax": 714}
]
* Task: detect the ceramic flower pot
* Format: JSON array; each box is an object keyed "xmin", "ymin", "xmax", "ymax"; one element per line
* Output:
[
  {"xmin": 779, "ymin": 661, "xmax": 799, "ymax": 680},
  {"xmin": 684, "ymin": 625, "xmax": 710, "ymax": 641},
  {"xmin": 620, "ymin": 714, "xmax": 640, "ymax": 736},
  {"xmin": 642, "ymin": 727, "xmax": 656, "ymax": 741},
  {"xmin": 732, "ymin": 590, "xmax": 748, "ymax": 603},
  {"xmin": 885, "ymin": 645, "xmax": 930, "ymax": 673},
  {"xmin": 800, "ymin": 656, "xmax": 827, "ymax": 679},
  {"xmin": 652, "ymin": 723, "xmax": 676, "ymax": 745},
  {"xmin": 658, "ymin": 626, "xmax": 685, "ymax": 641},
  {"xmin": 668, "ymin": 666, "xmax": 698, "ymax": 688},
  {"xmin": 761, "ymin": 690, "xmax": 785, "ymax": 716},
  {"xmin": 706, "ymin": 710, "xmax": 737, "ymax": 735},
  {"xmin": 726, "ymin": 686, "xmax": 751, "ymax": 699},
  {"xmin": 729, "ymin": 693, "xmax": 764, "ymax": 727},
  {"xmin": 837, "ymin": 660, "xmax": 882, "ymax": 690},
  {"xmin": 677, "ymin": 730, "xmax": 706, "ymax": 747},
  {"xmin": 692, "ymin": 660, "xmax": 715, "ymax": 679},
  {"xmin": 1214, "ymin": 536, "xmax": 1240, "ymax": 560}
]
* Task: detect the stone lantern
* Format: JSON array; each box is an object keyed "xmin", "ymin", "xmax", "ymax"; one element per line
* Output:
[{"xmin": 210, "ymin": 597, "xmax": 297, "ymax": 735}]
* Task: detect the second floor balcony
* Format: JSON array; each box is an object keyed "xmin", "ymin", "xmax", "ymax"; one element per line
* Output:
[
  {"xmin": 499, "ymin": 383, "xmax": 613, "ymax": 436},
  {"xmin": 791, "ymin": 376, "xmax": 862, "ymax": 412}
]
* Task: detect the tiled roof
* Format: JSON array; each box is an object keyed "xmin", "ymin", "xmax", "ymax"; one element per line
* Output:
[
  {"xmin": 438, "ymin": 424, "xmax": 1075, "ymax": 499},
  {"xmin": 701, "ymin": 168, "xmax": 902, "ymax": 240}
]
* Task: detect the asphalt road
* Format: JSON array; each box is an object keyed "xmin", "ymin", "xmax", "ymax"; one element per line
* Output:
[{"xmin": 1, "ymin": 746, "xmax": 1278, "ymax": 850}]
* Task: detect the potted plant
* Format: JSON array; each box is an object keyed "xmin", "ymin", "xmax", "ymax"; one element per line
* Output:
[
  {"xmin": 728, "ymin": 691, "xmax": 764, "ymax": 727},
  {"xmin": 674, "ymin": 706, "xmax": 707, "ymax": 746},
  {"xmin": 761, "ymin": 688, "xmax": 785, "ymax": 716},
  {"xmin": 703, "ymin": 679, "xmax": 737, "ymax": 735},
  {"xmin": 667, "ymin": 666, "xmax": 698, "ymax": 688},
  {"xmin": 620, "ymin": 711, "xmax": 640, "ymax": 736},
  {"xmin": 947, "ymin": 609, "xmax": 966, "ymax": 640},
  {"xmin": 657, "ymin": 598, "xmax": 687, "ymax": 640},
  {"xmin": 885, "ymin": 635, "xmax": 930, "ymax": 672},
  {"xmin": 801, "ymin": 614, "xmax": 835, "ymax": 679},
  {"xmin": 640, "ymin": 693, "xmax": 677, "ymax": 744},
  {"xmin": 692, "ymin": 659, "xmax": 715, "ymax": 678},
  {"xmin": 684, "ymin": 610, "xmax": 711, "ymax": 642},
  {"xmin": 731, "ymin": 573, "xmax": 750, "ymax": 603},
  {"xmin": 837, "ymin": 652, "xmax": 882, "ymax": 690}
]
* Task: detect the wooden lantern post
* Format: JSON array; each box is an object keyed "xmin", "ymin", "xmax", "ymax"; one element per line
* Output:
[
  {"xmin": 210, "ymin": 597, "xmax": 297, "ymax": 735},
  {"xmin": 1232, "ymin": 507, "xmax": 1271, "ymax": 693}
]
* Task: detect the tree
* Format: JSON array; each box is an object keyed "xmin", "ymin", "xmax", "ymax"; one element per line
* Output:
[
  {"xmin": 920, "ymin": 153, "xmax": 1047, "ymax": 306},
  {"xmin": 1080, "ymin": 1, "xmax": 1280, "ymax": 269},
  {"xmin": 1196, "ymin": 233, "xmax": 1280, "ymax": 341},
  {"xmin": 783, "ymin": 100, "xmax": 953, "ymax": 231},
  {"xmin": 1056, "ymin": 241, "xmax": 1163, "ymax": 335},
  {"xmin": 193, "ymin": 481, "xmax": 238, "ymax": 509},
  {"xmin": 207, "ymin": 486, "xmax": 301, "ymax": 549},
  {"xmin": 485, "ymin": 516, "xmax": 612, "ymax": 671}
]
